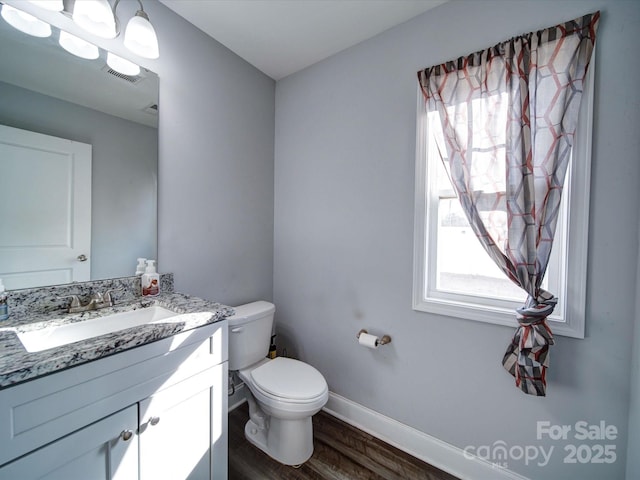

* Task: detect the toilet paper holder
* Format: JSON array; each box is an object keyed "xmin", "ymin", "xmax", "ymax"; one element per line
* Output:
[{"xmin": 357, "ymin": 329, "xmax": 391, "ymax": 346}]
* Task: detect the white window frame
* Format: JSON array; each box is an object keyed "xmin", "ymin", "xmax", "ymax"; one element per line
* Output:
[{"xmin": 412, "ymin": 60, "xmax": 594, "ymax": 339}]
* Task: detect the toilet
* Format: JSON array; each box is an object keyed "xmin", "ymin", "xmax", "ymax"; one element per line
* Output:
[{"xmin": 228, "ymin": 301, "xmax": 328, "ymax": 466}]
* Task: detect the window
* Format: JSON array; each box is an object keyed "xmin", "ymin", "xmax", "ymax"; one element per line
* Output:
[{"xmin": 412, "ymin": 62, "xmax": 593, "ymax": 339}]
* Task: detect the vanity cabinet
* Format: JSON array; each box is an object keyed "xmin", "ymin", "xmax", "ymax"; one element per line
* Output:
[
  {"xmin": 0, "ymin": 404, "xmax": 138, "ymax": 480},
  {"xmin": 0, "ymin": 320, "xmax": 228, "ymax": 480},
  {"xmin": 139, "ymin": 365, "xmax": 223, "ymax": 480}
]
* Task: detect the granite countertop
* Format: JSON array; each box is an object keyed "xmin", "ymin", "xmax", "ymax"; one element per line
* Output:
[{"xmin": 0, "ymin": 291, "xmax": 234, "ymax": 389}]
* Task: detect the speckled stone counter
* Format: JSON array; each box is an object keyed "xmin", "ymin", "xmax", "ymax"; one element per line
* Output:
[{"xmin": 0, "ymin": 274, "xmax": 233, "ymax": 389}]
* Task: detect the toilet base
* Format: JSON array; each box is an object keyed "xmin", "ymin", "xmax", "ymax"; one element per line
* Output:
[
  {"xmin": 244, "ymin": 415, "xmax": 314, "ymax": 466},
  {"xmin": 244, "ymin": 418, "xmax": 269, "ymax": 457}
]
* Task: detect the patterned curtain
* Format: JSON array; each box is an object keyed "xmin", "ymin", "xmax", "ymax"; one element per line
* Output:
[{"xmin": 417, "ymin": 12, "xmax": 599, "ymax": 396}]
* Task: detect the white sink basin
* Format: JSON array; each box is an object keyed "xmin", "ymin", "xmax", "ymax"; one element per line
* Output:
[{"xmin": 17, "ymin": 306, "xmax": 179, "ymax": 353}]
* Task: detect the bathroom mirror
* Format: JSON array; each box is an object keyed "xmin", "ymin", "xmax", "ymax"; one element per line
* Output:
[{"xmin": 0, "ymin": 15, "xmax": 158, "ymax": 290}]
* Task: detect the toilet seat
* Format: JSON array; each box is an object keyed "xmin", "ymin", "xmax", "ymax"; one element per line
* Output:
[{"xmin": 245, "ymin": 357, "xmax": 328, "ymax": 404}]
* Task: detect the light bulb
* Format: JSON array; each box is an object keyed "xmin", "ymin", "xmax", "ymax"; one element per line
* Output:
[
  {"xmin": 73, "ymin": 0, "xmax": 116, "ymax": 39},
  {"xmin": 1, "ymin": 4, "xmax": 51, "ymax": 37},
  {"xmin": 107, "ymin": 52, "xmax": 141, "ymax": 76},
  {"xmin": 124, "ymin": 11, "xmax": 159, "ymax": 59},
  {"xmin": 26, "ymin": 1, "xmax": 64, "ymax": 12},
  {"xmin": 59, "ymin": 31, "xmax": 100, "ymax": 60}
]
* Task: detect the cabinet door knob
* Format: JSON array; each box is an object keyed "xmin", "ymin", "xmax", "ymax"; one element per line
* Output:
[
  {"xmin": 120, "ymin": 429, "xmax": 134, "ymax": 441},
  {"xmin": 77, "ymin": 254, "xmax": 88, "ymax": 262},
  {"xmin": 149, "ymin": 416, "xmax": 160, "ymax": 426}
]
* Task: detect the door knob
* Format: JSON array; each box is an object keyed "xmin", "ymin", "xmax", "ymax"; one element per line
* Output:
[
  {"xmin": 77, "ymin": 254, "xmax": 88, "ymax": 262},
  {"xmin": 120, "ymin": 429, "xmax": 134, "ymax": 441}
]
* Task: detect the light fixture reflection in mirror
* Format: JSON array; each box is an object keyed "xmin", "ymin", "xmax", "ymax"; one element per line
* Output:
[
  {"xmin": 107, "ymin": 51, "xmax": 140, "ymax": 76},
  {"xmin": 59, "ymin": 30, "xmax": 99, "ymax": 59},
  {"xmin": 1, "ymin": 4, "xmax": 51, "ymax": 37}
]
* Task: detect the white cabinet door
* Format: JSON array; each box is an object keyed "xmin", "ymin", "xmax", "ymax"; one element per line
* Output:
[
  {"xmin": 0, "ymin": 405, "xmax": 138, "ymax": 480},
  {"xmin": 0, "ymin": 124, "xmax": 91, "ymax": 289},
  {"xmin": 139, "ymin": 369, "xmax": 213, "ymax": 480},
  {"xmin": 139, "ymin": 367, "xmax": 221, "ymax": 480}
]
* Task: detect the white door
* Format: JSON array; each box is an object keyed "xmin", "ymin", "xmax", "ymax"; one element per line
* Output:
[{"xmin": 0, "ymin": 125, "xmax": 91, "ymax": 289}]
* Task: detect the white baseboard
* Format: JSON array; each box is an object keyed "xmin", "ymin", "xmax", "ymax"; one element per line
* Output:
[{"xmin": 323, "ymin": 392, "xmax": 529, "ymax": 480}]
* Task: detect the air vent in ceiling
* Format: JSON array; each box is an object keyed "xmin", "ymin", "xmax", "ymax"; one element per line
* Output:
[
  {"xmin": 143, "ymin": 103, "xmax": 159, "ymax": 115},
  {"xmin": 101, "ymin": 64, "xmax": 143, "ymax": 84}
]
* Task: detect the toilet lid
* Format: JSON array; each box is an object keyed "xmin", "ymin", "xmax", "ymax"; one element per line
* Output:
[{"xmin": 250, "ymin": 357, "xmax": 327, "ymax": 400}]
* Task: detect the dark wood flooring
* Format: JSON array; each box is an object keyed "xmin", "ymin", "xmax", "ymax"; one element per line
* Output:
[{"xmin": 228, "ymin": 403, "xmax": 460, "ymax": 480}]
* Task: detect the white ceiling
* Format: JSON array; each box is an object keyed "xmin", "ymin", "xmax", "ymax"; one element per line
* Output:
[{"xmin": 158, "ymin": 0, "xmax": 449, "ymax": 80}]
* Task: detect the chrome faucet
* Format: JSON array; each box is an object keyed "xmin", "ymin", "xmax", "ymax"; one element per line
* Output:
[{"xmin": 62, "ymin": 289, "xmax": 122, "ymax": 314}]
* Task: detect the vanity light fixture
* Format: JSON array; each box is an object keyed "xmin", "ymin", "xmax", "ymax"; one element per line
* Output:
[
  {"xmin": 26, "ymin": 0, "xmax": 64, "ymax": 12},
  {"xmin": 72, "ymin": 0, "xmax": 159, "ymax": 59},
  {"xmin": 72, "ymin": 0, "xmax": 116, "ymax": 38},
  {"xmin": 122, "ymin": 4, "xmax": 158, "ymax": 59},
  {"xmin": 106, "ymin": 51, "xmax": 140, "ymax": 76},
  {"xmin": 59, "ymin": 30, "xmax": 100, "ymax": 59},
  {"xmin": 1, "ymin": 3, "xmax": 52, "ymax": 37}
]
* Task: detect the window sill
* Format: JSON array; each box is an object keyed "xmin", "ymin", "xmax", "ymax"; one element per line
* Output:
[{"xmin": 413, "ymin": 297, "xmax": 584, "ymax": 339}]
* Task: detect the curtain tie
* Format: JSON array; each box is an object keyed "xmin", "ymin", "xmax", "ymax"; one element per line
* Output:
[{"xmin": 502, "ymin": 298, "xmax": 556, "ymax": 396}]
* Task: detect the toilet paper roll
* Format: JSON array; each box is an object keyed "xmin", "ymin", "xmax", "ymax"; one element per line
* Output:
[{"xmin": 358, "ymin": 332, "xmax": 379, "ymax": 349}]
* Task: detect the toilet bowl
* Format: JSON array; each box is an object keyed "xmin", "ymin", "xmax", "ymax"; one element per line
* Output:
[{"xmin": 228, "ymin": 302, "xmax": 328, "ymax": 466}]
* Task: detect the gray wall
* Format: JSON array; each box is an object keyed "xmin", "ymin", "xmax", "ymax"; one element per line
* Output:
[
  {"xmin": 274, "ymin": 1, "xmax": 640, "ymax": 478},
  {"xmin": 0, "ymin": 81, "xmax": 157, "ymax": 280},
  {"xmin": 627, "ymin": 224, "xmax": 640, "ymax": 478},
  {"xmin": 147, "ymin": 2, "xmax": 276, "ymax": 306}
]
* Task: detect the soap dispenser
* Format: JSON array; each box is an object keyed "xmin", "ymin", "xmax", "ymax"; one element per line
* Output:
[
  {"xmin": 0, "ymin": 279, "xmax": 8, "ymax": 321},
  {"xmin": 135, "ymin": 258, "xmax": 147, "ymax": 275},
  {"xmin": 141, "ymin": 260, "xmax": 160, "ymax": 296}
]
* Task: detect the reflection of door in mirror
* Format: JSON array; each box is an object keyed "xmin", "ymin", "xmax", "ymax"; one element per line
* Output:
[{"xmin": 0, "ymin": 125, "xmax": 91, "ymax": 290}]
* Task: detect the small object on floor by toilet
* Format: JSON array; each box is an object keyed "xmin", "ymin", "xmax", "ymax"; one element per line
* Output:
[{"xmin": 268, "ymin": 335, "xmax": 277, "ymax": 359}]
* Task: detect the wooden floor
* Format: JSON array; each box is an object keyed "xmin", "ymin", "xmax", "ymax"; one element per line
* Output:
[{"xmin": 228, "ymin": 403, "xmax": 460, "ymax": 480}]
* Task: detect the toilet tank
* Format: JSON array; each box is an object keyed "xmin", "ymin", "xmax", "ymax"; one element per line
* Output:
[{"xmin": 227, "ymin": 301, "xmax": 275, "ymax": 371}]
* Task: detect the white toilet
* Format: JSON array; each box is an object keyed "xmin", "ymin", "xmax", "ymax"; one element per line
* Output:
[{"xmin": 228, "ymin": 301, "xmax": 328, "ymax": 466}]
